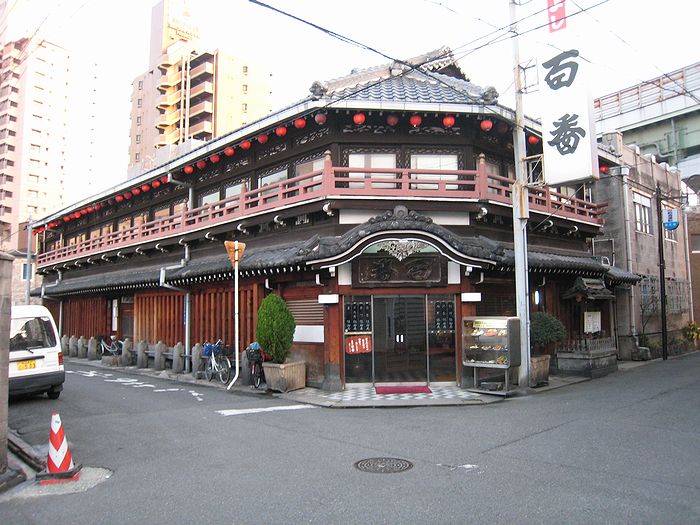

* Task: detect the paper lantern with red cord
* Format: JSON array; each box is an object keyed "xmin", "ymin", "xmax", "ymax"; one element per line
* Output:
[
  {"xmin": 480, "ymin": 119, "xmax": 493, "ymax": 132},
  {"xmin": 386, "ymin": 114, "xmax": 399, "ymax": 126},
  {"xmin": 293, "ymin": 118, "xmax": 306, "ymax": 129},
  {"xmin": 183, "ymin": 165, "xmax": 194, "ymax": 174},
  {"xmin": 275, "ymin": 126, "xmax": 287, "ymax": 137},
  {"xmin": 409, "ymin": 114, "xmax": 422, "ymax": 127},
  {"xmin": 353, "ymin": 112, "xmax": 366, "ymax": 125},
  {"xmin": 224, "ymin": 146, "xmax": 235, "ymax": 156},
  {"xmin": 240, "ymin": 140, "xmax": 252, "ymax": 150},
  {"xmin": 314, "ymin": 113, "xmax": 327, "ymax": 125}
]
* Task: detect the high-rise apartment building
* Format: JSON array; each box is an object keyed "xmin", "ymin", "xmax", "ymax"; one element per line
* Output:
[
  {"xmin": 0, "ymin": 36, "xmax": 69, "ymax": 304},
  {"xmin": 128, "ymin": 0, "xmax": 273, "ymax": 175}
]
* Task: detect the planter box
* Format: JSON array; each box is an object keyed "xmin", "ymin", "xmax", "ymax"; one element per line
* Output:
[
  {"xmin": 530, "ymin": 355, "xmax": 550, "ymax": 387},
  {"xmin": 556, "ymin": 348, "xmax": 617, "ymax": 378},
  {"xmin": 263, "ymin": 360, "xmax": 306, "ymax": 392}
]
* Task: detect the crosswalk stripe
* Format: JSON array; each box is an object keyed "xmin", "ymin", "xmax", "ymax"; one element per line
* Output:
[{"xmin": 216, "ymin": 404, "xmax": 316, "ymax": 416}]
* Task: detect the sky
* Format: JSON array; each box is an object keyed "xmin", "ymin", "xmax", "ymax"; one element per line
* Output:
[{"xmin": 8, "ymin": 0, "xmax": 698, "ymax": 201}]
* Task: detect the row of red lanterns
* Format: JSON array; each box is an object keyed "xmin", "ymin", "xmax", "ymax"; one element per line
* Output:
[
  {"xmin": 351, "ymin": 112, "xmax": 456, "ymax": 129},
  {"xmin": 478, "ymin": 118, "xmax": 541, "ymax": 145},
  {"xmin": 46, "ymin": 175, "xmax": 172, "ymax": 229}
]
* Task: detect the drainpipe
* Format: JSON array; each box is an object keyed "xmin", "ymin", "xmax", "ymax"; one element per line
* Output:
[
  {"xmin": 159, "ymin": 242, "xmax": 191, "ymax": 372},
  {"xmin": 621, "ymin": 168, "xmax": 637, "ymax": 341}
]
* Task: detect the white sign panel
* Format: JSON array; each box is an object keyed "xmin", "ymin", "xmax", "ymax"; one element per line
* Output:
[
  {"xmin": 663, "ymin": 208, "xmax": 679, "ymax": 230},
  {"xmin": 540, "ymin": 1, "xmax": 598, "ymax": 185},
  {"xmin": 584, "ymin": 311, "xmax": 601, "ymax": 334}
]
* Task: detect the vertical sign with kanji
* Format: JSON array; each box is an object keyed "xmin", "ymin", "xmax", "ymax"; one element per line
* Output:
[{"xmin": 540, "ymin": 0, "xmax": 598, "ymax": 185}]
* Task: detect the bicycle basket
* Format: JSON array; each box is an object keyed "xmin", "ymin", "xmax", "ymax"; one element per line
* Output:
[
  {"xmin": 202, "ymin": 342, "xmax": 220, "ymax": 357},
  {"xmin": 246, "ymin": 342, "xmax": 261, "ymax": 361}
]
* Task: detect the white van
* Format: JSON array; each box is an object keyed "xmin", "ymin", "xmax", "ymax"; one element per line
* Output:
[{"xmin": 8, "ymin": 304, "xmax": 65, "ymax": 399}]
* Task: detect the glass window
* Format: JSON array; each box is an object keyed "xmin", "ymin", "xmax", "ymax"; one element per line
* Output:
[
  {"xmin": 198, "ymin": 189, "xmax": 220, "ymax": 207},
  {"xmin": 347, "ymin": 152, "xmax": 397, "ymax": 189},
  {"xmin": 410, "ymin": 154, "xmax": 459, "ymax": 190},
  {"xmin": 295, "ymin": 156, "xmax": 324, "ymax": 189},
  {"xmin": 223, "ymin": 180, "xmax": 245, "ymax": 207},
  {"xmin": 633, "ymin": 193, "xmax": 652, "ymax": 234},
  {"xmin": 10, "ymin": 316, "xmax": 56, "ymax": 351},
  {"xmin": 691, "ymin": 234, "xmax": 700, "ymax": 252},
  {"xmin": 258, "ymin": 167, "xmax": 288, "ymax": 202}
]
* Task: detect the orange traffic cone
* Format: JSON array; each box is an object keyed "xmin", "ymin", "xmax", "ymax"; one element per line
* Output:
[{"xmin": 36, "ymin": 412, "xmax": 82, "ymax": 484}]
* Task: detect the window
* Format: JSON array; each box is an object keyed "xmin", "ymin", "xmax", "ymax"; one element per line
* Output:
[
  {"xmin": 137, "ymin": 98, "xmax": 142, "ymax": 108},
  {"xmin": 242, "ymin": 84, "xmax": 248, "ymax": 93},
  {"xmin": 22, "ymin": 263, "xmax": 32, "ymax": 281},
  {"xmin": 118, "ymin": 216, "xmax": 132, "ymax": 231},
  {"xmin": 347, "ymin": 152, "xmax": 397, "ymax": 189},
  {"xmin": 27, "ymin": 189, "xmax": 38, "ymax": 199},
  {"xmin": 242, "ymin": 66, "xmax": 248, "ymax": 74},
  {"xmin": 135, "ymin": 134, "xmax": 141, "ymax": 144},
  {"xmin": 198, "ymin": 189, "xmax": 220, "ymax": 207},
  {"xmin": 410, "ymin": 153, "xmax": 459, "ymax": 190},
  {"xmin": 640, "ymin": 276, "xmax": 658, "ymax": 314},
  {"xmin": 224, "ymin": 180, "xmax": 245, "ymax": 206},
  {"xmin": 633, "ymin": 192, "xmax": 652, "ymax": 234},
  {"xmin": 30, "ymin": 144, "xmax": 40, "ymax": 154},
  {"xmin": 691, "ymin": 234, "xmax": 700, "ymax": 252},
  {"xmin": 133, "ymin": 212, "xmax": 148, "ymax": 228},
  {"xmin": 138, "ymin": 80, "xmax": 143, "ymax": 90},
  {"xmin": 135, "ymin": 152, "xmax": 140, "ymax": 161},
  {"xmin": 242, "ymin": 103, "xmax": 248, "ymax": 112},
  {"xmin": 136, "ymin": 116, "xmax": 141, "ymax": 126},
  {"xmin": 664, "ymin": 225, "xmax": 678, "ymax": 242},
  {"xmin": 258, "ymin": 167, "xmax": 288, "ymax": 202}
]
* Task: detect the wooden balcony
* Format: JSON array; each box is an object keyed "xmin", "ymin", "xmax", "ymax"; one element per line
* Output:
[{"xmin": 36, "ymin": 158, "xmax": 606, "ymax": 269}]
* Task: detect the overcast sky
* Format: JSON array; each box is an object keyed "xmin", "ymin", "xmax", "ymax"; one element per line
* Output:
[{"xmin": 9, "ymin": 0, "xmax": 697, "ymax": 199}]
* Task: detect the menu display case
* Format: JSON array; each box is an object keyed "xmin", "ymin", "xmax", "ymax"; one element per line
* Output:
[{"xmin": 461, "ymin": 317, "xmax": 520, "ymax": 395}]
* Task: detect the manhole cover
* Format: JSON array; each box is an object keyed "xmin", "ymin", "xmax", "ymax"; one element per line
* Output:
[{"xmin": 354, "ymin": 457, "xmax": 414, "ymax": 474}]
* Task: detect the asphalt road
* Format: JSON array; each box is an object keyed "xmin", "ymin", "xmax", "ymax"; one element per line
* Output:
[{"xmin": 3, "ymin": 353, "xmax": 700, "ymax": 524}]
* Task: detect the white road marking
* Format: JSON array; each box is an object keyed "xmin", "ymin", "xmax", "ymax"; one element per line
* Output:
[
  {"xmin": 154, "ymin": 388, "xmax": 181, "ymax": 392},
  {"xmin": 189, "ymin": 390, "xmax": 204, "ymax": 402},
  {"xmin": 68, "ymin": 368, "xmax": 203, "ymax": 399},
  {"xmin": 216, "ymin": 404, "xmax": 316, "ymax": 416}
]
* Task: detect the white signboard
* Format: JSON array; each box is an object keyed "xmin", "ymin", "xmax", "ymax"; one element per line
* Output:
[
  {"xmin": 663, "ymin": 208, "xmax": 679, "ymax": 230},
  {"xmin": 584, "ymin": 311, "xmax": 601, "ymax": 334},
  {"xmin": 540, "ymin": 1, "xmax": 598, "ymax": 185}
]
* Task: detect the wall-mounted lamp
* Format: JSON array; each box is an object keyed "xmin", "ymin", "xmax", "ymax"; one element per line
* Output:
[{"xmin": 476, "ymin": 207, "xmax": 488, "ymax": 220}]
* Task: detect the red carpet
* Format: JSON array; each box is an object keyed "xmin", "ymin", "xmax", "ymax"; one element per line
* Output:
[{"xmin": 375, "ymin": 385, "xmax": 432, "ymax": 395}]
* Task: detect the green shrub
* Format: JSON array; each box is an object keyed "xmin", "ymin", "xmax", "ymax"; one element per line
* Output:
[
  {"xmin": 256, "ymin": 294, "xmax": 296, "ymax": 364},
  {"xmin": 530, "ymin": 311, "xmax": 566, "ymax": 349}
]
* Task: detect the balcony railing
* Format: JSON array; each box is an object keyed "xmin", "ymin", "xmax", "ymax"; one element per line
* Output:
[{"xmin": 36, "ymin": 156, "xmax": 606, "ymax": 268}]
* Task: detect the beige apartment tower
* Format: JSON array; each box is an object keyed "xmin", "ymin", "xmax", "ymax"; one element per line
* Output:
[
  {"xmin": 0, "ymin": 37, "xmax": 70, "ymax": 304},
  {"xmin": 128, "ymin": 0, "xmax": 273, "ymax": 175}
]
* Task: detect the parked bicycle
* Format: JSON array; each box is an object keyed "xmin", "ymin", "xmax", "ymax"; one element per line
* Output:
[
  {"xmin": 203, "ymin": 339, "xmax": 231, "ymax": 384},
  {"xmin": 99, "ymin": 335, "xmax": 123, "ymax": 356},
  {"xmin": 245, "ymin": 341, "xmax": 267, "ymax": 389}
]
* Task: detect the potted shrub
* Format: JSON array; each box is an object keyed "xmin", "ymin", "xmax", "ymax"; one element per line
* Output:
[
  {"xmin": 257, "ymin": 294, "xmax": 305, "ymax": 392},
  {"xmin": 529, "ymin": 311, "xmax": 566, "ymax": 387}
]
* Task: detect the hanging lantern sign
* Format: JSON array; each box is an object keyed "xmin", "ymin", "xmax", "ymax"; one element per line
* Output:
[{"xmin": 663, "ymin": 208, "xmax": 679, "ymax": 230}]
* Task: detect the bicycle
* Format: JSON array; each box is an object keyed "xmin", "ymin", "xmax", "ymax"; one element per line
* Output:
[
  {"xmin": 203, "ymin": 339, "xmax": 231, "ymax": 384},
  {"xmin": 99, "ymin": 335, "xmax": 123, "ymax": 356},
  {"xmin": 245, "ymin": 342, "xmax": 266, "ymax": 389}
]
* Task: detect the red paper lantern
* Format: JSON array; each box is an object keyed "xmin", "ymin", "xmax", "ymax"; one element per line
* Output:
[
  {"xmin": 63, "ymin": 216, "xmax": 71, "ymax": 222},
  {"xmin": 80, "ymin": 209, "xmax": 88, "ymax": 216},
  {"xmin": 240, "ymin": 140, "xmax": 252, "ymax": 150},
  {"xmin": 353, "ymin": 112, "xmax": 366, "ymax": 125},
  {"xmin": 409, "ymin": 114, "xmax": 422, "ymax": 127},
  {"xmin": 293, "ymin": 118, "xmax": 306, "ymax": 129},
  {"xmin": 196, "ymin": 160, "xmax": 207, "ymax": 169},
  {"xmin": 480, "ymin": 119, "xmax": 493, "ymax": 132},
  {"xmin": 183, "ymin": 165, "xmax": 194, "ymax": 174},
  {"xmin": 209, "ymin": 154, "xmax": 220, "ymax": 163},
  {"xmin": 257, "ymin": 134, "xmax": 268, "ymax": 144},
  {"xmin": 124, "ymin": 191, "xmax": 133, "ymax": 200},
  {"xmin": 115, "ymin": 195, "xmax": 124, "ymax": 203},
  {"xmin": 107, "ymin": 198, "xmax": 115, "ymax": 205},
  {"xmin": 496, "ymin": 121, "xmax": 510, "ymax": 134},
  {"xmin": 160, "ymin": 175, "xmax": 169, "ymax": 184},
  {"xmin": 527, "ymin": 135, "xmax": 540, "ymax": 145},
  {"xmin": 599, "ymin": 165, "xmax": 609, "ymax": 174},
  {"xmin": 442, "ymin": 115, "xmax": 455, "ymax": 128},
  {"xmin": 314, "ymin": 113, "xmax": 327, "ymax": 125},
  {"xmin": 141, "ymin": 184, "xmax": 151, "ymax": 192},
  {"xmin": 132, "ymin": 188, "xmax": 141, "ymax": 195},
  {"xmin": 87, "ymin": 206, "xmax": 94, "ymax": 213},
  {"xmin": 152, "ymin": 180, "xmax": 161, "ymax": 188},
  {"xmin": 386, "ymin": 114, "xmax": 399, "ymax": 126},
  {"xmin": 224, "ymin": 146, "xmax": 235, "ymax": 156},
  {"xmin": 275, "ymin": 126, "xmax": 287, "ymax": 137}
]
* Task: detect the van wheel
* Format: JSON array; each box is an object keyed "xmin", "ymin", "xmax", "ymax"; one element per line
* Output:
[{"xmin": 47, "ymin": 388, "xmax": 61, "ymax": 400}]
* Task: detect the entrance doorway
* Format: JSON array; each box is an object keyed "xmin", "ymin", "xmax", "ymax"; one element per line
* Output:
[
  {"xmin": 343, "ymin": 294, "xmax": 457, "ymax": 385},
  {"xmin": 373, "ymin": 296, "xmax": 427, "ymax": 383}
]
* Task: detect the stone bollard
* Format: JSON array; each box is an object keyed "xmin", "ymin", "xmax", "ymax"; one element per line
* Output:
[
  {"xmin": 119, "ymin": 338, "xmax": 134, "ymax": 367},
  {"xmin": 154, "ymin": 341, "xmax": 167, "ymax": 371},
  {"xmin": 87, "ymin": 337, "xmax": 98, "ymax": 360},
  {"xmin": 240, "ymin": 350, "xmax": 250, "ymax": 385},
  {"xmin": 136, "ymin": 340, "xmax": 149, "ymax": 368},
  {"xmin": 77, "ymin": 336, "xmax": 87, "ymax": 358},
  {"xmin": 172, "ymin": 342, "xmax": 184, "ymax": 374},
  {"xmin": 191, "ymin": 343, "xmax": 203, "ymax": 378},
  {"xmin": 69, "ymin": 336, "xmax": 78, "ymax": 357},
  {"xmin": 61, "ymin": 335, "xmax": 69, "ymax": 355}
]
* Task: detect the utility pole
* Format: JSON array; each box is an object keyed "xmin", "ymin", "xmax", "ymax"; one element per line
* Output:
[
  {"xmin": 25, "ymin": 217, "xmax": 32, "ymax": 305},
  {"xmin": 510, "ymin": 0, "xmax": 531, "ymax": 387},
  {"xmin": 655, "ymin": 183, "xmax": 668, "ymax": 360}
]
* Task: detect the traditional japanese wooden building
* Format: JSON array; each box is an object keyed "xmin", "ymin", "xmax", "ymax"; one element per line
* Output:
[{"xmin": 32, "ymin": 48, "xmax": 639, "ymax": 389}]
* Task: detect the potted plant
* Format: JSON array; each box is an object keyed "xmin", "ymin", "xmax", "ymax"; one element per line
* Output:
[
  {"xmin": 257, "ymin": 294, "xmax": 305, "ymax": 392},
  {"xmin": 529, "ymin": 311, "xmax": 566, "ymax": 387}
]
